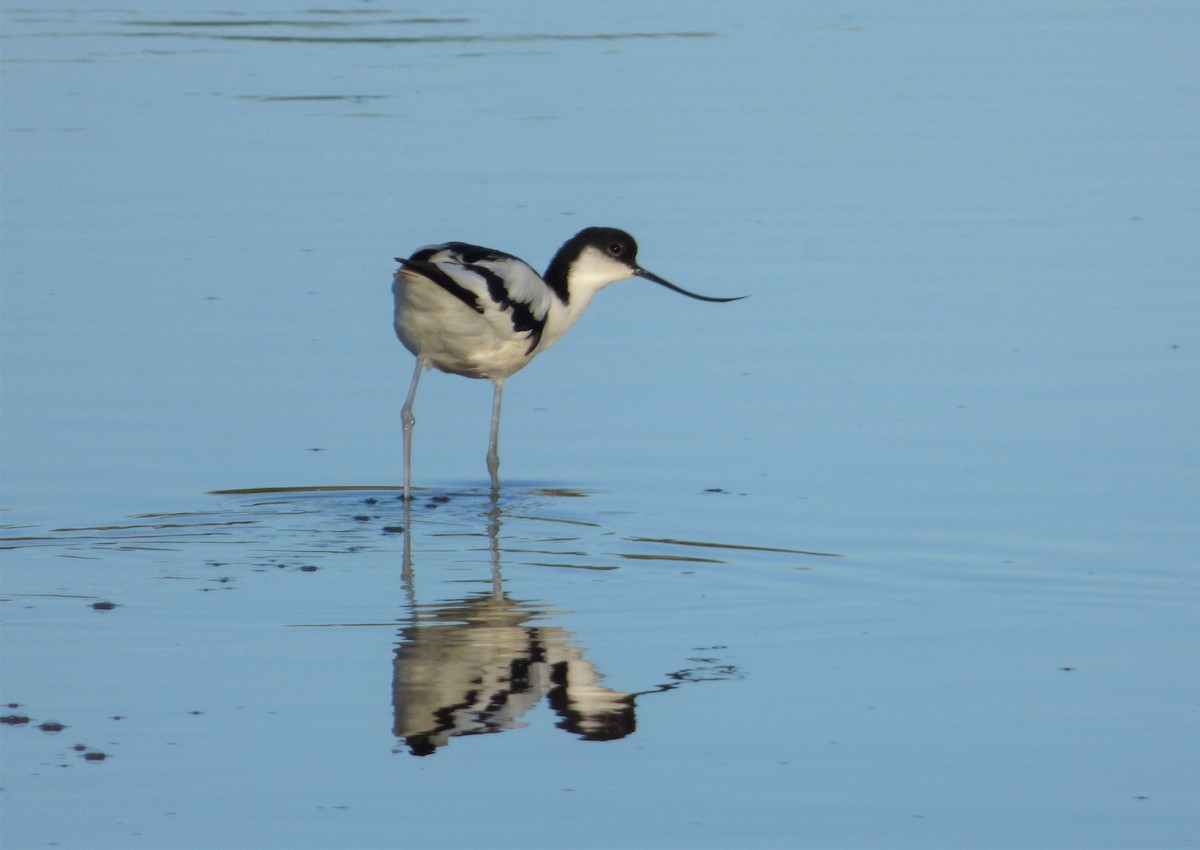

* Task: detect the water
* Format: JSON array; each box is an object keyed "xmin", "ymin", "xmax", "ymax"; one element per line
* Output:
[{"xmin": 2, "ymin": 3, "xmax": 1197, "ymax": 848}]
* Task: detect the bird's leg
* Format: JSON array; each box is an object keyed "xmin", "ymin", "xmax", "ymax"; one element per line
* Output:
[
  {"xmin": 487, "ymin": 379, "xmax": 504, "ymax": 499},
  {"xmin": 401, "ymin": 359, "xmax": 423, "ymax": 502}
]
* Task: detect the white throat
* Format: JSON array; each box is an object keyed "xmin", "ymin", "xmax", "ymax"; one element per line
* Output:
[
  {"xmin": 565, "ymin": 245, "xmax": 639, "ymax": 296},
  {"xmin": 538, "ymin": 246, "xmax": 638, "ymax": 351}
]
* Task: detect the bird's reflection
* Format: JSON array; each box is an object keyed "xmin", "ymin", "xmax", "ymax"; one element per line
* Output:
[{"xmin": 392, "ymin": 504, "xmax": 712, "ymax": 757}]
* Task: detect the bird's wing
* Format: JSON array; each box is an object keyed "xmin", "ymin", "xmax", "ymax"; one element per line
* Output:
[{"xmin": 397, "ymin": 243, "xmax": 553, "ymax": 354}]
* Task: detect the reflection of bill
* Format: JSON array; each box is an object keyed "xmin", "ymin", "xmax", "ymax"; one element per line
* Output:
[{"xmin": 392, "ymin": 593, "xmax": 635, "ymax": 756}]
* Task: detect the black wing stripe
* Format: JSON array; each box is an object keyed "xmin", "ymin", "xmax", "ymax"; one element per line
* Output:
[
  {"xmin": 466, "ymin": 262, "xmax": 546, "ymax": 355},
  {"xmin": 439, "ymin": 242, "xmax": 520, "ymax": 265},
  {"xmin": 395, "ymin": 255, "xmax": 484, "ymax": 315}
]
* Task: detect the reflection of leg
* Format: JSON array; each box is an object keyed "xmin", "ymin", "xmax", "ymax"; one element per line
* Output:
[
  {"xmin": 401, "ymin": 360, "xmax": 423, "ymax": 501},
  {"xmin": 487, "ymin": 378, "xmax": 504, "ymax": 498},
  {"xmin": 486, "ymin": 504, "xmax": 503, "ymax": 595}
]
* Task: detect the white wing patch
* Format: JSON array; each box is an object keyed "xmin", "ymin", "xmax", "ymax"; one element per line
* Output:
[
  {"xmin": 394, "ymin": 242, "xmax": 561, "ymax": 379},
  {"xmin": 404, "ymin": 244, "xmax": 553, "ymax": 353}
]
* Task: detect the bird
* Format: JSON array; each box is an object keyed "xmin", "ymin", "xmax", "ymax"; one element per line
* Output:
[{"xmin": 392, "ymin": 226, "xmax": 743, "ymax": 500}]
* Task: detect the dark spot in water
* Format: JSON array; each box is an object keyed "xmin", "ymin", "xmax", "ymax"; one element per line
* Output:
[
  {"xmin": 382, "ymin": 525, "xmax": 405, "ymax": 534},
  {"xmin": 703, "ymin": 488, "xmax": 726, "ymax": 493},
  {"xmin": 353, "ymin": 514, "xmax": 372, "ymax": 522},
  {"xmin": 38, "ymin": 721, "xmax": 67, "ymax": 733},
  {"xmin": 431, "ymin": 495, "xmax": 450, "ymax": 503},
  {"xmin": 363, "ymin": 498, "xmax": 378, "ymax": 505},
  {"xmin": 84, "ymin": 751, "xmax": 108, "ymax": 762},
  {"xmin": 91, "ymin": 600, "xmax": 117, "ymax": 611},
  {"xmin": 1, "ymin": 714, "xmax": 31, "ymax": 725},
  {"xmin": 299, "ymin": 565, "xmax": 318, "ymax": 572},
  {"xmin": 188, "ymin": 710, "xmax": 203, "ymax": 716},
  {"xmin": 1060, "ymin": 666, "xmax": 1075, "ymax": 672}
]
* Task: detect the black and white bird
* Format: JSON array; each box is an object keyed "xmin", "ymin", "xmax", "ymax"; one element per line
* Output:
[{"xmin": 392, "ymin": 226, "xmax": 743, "ymax": 500}]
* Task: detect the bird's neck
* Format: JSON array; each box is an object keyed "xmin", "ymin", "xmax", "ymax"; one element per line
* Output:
[
  {"xmin": 540, "ymin": 286, "xmax": 598, "ymax": 351},
  {"xmin": 539, "ymin": 245, "xmax": 624, "ymax": 351},
  {"xmin": 542, "ymin": 255, "xmax": 572, "ymax": 305}
]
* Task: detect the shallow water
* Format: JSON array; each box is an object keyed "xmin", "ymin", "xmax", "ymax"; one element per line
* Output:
[{"xmin": 2, "ymin": 3, "xmax": 1198, "ymax": 849}]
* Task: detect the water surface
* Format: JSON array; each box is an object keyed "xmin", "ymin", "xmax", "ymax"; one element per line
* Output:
[{"xmin": 2, "ymin": 3, "xmax": 1197, "ymax": 848}]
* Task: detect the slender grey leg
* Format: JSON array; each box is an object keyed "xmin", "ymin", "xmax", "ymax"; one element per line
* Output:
[
  {"xmin": 487, "ymin": 378, "xmax": 504, "ymax": 499},
  {"xmin": 401, "ymin": 359, "xmax": 423, "ymax": 502}
]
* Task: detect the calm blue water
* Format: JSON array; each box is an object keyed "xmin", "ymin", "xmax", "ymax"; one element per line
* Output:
[{"xmin": 2, "ymin": 3, "xmax": 1197, "ymax": 848}]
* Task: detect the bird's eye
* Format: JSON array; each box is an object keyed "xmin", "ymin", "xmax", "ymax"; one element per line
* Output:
[{"xmin": 608, "ymin": 242, "xmax": 624, "ymax": 256}]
